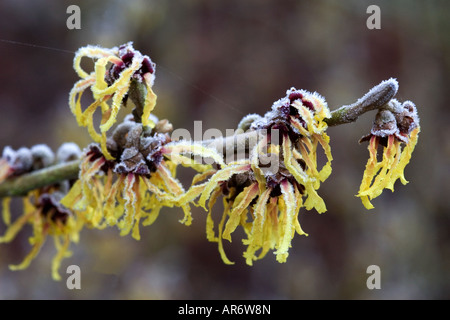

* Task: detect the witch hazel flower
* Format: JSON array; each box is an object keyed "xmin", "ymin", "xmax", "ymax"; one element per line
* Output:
[
  {"xmin": 190, "ymin": 88, "xmax": 333, "ymax": 265},
  {"xmin": 357, "ymin": 99, "xmax": 420, "ymax": 209},
  {"xmin": 0, "ymin": 191, "xmax": 83, "ymax": 281},
  {"xmin": 69, "ymin": 42, "xmax": 157, "ymax": 160}
]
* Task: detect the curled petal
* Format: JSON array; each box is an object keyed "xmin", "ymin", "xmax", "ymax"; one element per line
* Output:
[
  {"xmin": 141, "ymin": 74, "xmax": 158, "ymax": 128},
  {"xmin": 243, "ymin": 187, "xmax": 271, "ymax": 265},
  {"xmin": 282, "ymin": 135, "xmax": 310, "ymax": 184},
  {"xmin": 275, "ymin": 180, "xmax": 297, "ymax": 262},
  {"xmin": 222, "ymin": 183, "xmax": 259, "ymax": 242},
  {"xmin": 163, "ymin": 141, "xmax": 225, "ymax": 167},
  {"xmin": 198, "ymin": 164, "xmax": 251, "ymax": 210}
]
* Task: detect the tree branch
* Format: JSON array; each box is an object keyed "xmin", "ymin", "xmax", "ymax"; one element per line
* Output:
[
  {"xmin": 0, "ymin": 160, "xmax": 80, "ymax": 197},
  {"xmin": 324, "ymin": 78, "xmax": 398, "ymax": 126},
  {"xmin": 0, "ymin": 79, "xmax": 400, "ymax": 198}
]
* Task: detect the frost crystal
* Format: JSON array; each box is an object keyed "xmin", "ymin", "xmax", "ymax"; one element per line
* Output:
[{"xmin": 56, "ymin": 142, "xmax": 82, "ymax": 163}]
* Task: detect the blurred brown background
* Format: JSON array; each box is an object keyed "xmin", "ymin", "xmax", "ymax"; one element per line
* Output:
[{"xmin": 0, "ymin": 0, "xmax": 449, "ymax": 299}]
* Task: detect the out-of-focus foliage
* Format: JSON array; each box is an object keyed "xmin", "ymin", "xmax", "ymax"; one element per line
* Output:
[{"xmin": 0, "ymin": 0, "xmax": 448, "ymax": 299}]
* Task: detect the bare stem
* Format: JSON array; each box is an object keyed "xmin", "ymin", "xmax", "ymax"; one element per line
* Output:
[
  {"xmin": 0, "ymin": 79, "xmax": 400, "ymax": 198},
  {"xmin": 325, "ymin": 78, "xmax": 399, "ymax": 126},
  {"xmin": 202, "ymin": 130, "xmax": 263, "ymax": 158},
  {"xmin": 0, "ymin": 160, "xmax": 80, "ymax": 197}
]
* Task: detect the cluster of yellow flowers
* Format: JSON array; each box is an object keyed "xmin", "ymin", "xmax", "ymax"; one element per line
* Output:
[
  {"xmin": 0, "ymin": 44, "xmax": 420, "ymax": 280},
  {"xmin": 0, "ymin": 143, "xmax": 83, "ymax": 280}
]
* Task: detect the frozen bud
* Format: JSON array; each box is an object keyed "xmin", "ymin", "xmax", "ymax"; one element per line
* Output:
[
  {"xmin": 113, "ymin": 162, "xmax": 129, "ymax": 174},
  {"xmin": 154, "ymin": 119, "xmax": 173, "ymax": 134},
  {"xmin": 112, "ymin": 121, "xmax": 136, "ymax": 149},
  {"xmin": 140, "ymin": 136, "xmax": 158, "ymax": 151},
  {"xmin": 121, "ymin": 147, "xmax": 140, "ymax": 161},
  {"xmin": 229, "ymin": 172, "xmax": 253, "ymax": 189},
  {"xmin": 106, "ymin": 138, "xmax": 119, "ymax": 158},
  {"xmin": 115, "ymin": 151, "xmax": 148, "ymax": 174},
  {"xmin": 31, "ymin": 144, "xmax": 55, "ymax": 169},
  {"xmin": 56, "ymin": 142, "xmax": 82, "ymax": 163},
  {"xmin": 133, "ymin": 160, "xmax": 151, "ymax": 175},
  {"xmin": 395, "ymin": 100, "xmax": 420, "ymax": 135},
  {"xmin": 2, "ymin": 146, "xmax": 16, "ymax": 164},
  {"xmin": 371, "ymin": 109, "xmax": 398, "ymax": 137},
  {"xmin": 125, "ymin": 123, "xmax": 143, "ymax": 148},
  {"xmin": 12, "ymin": 147, "xmax": 33, "ymax": 173},
  {"xmin": 237, "ymin": 114, "xmax": 263, "ymax": 132},
  {"xmin": 386, "ymin": 98, "xmax": 403, "ymax": 114}
]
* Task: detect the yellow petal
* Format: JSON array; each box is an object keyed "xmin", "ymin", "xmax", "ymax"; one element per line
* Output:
[
  {"xmin": 175, "ymin": 182, "xmax": 207, "ymax": 206},
  {"xmin": 9, "ymin": 230, "xmax": 46, "ymax": 271},
  {"xmin": 69, "ymin": 76, "xmax": 95, "ymax": 125},
  {"xmin": 141, "ymin": 75, "xmax": 158, "ymax": 128},
  {"xmin": 282, "ymin": 135, "xmax": 310, "ymax": 184},
  {"xmin": 243, "ymin": 187, "xmax": 271, "ymax": 266},
  {"xmin": 156, "ymin": 163, "xmax": 184, "ymax": 196},
  {"xmin": 250, "ymin": 138, "xmax": 267, "ymax": 194},
  {"xmin": 164, "ymin": 142, "xmax": 225, "ymax": 167},
  {"xmin": 2, "ymin": 197, "xmax": 11, "ymax": 226},
  {"xmin": 104, "ymin": 174, "xmax": 125, "ymax": 225},
  {"xmin": 205, "ymin": 187, "xmax": 223, "ymax": 242},
  {"xmin": 142, "ymin": 203, "xmax": 162, "ymax": 227},
  {"xmin": 120, "ymin": 174, "xmax": 137, "ymax": 237},
  {"xmin": 51, "ymin": 235, "xmax": 72, "ymax": 281},
  {"xmin": 275, "ymin": 180, "xmax": 296, "ymax": 261},
  {"xmin": 293, "ymin": 184, "xmax": 308, "ymax": 236},
  {"xmin": 391, "ymin": 126, "xmax": 420, "ymax": 186},
  {"xmin": 73, "ymin": 45, "xmax": 118, "ymax": 79},
  {"xmin": 99, "ymin": 82, "xmax": 130, "ymax": 133},
  {"xmin": 0, "ymin": 210, "xmax": 36, "ymax": 243},
  {"xmin": 198, "ymin": 164, "xmax": 251, "ymax": 210},
  {"xmin": 304, "ymin": 181, "xmax": 327, "ymax": 213},
  {"xmin": 217, "ymin": 198, "xmax": 234, "ymax": 265},
  {"xmin": 316, "ymin": 133, "xmax": 333, "ymax": 182},
  {"xmin": 222, "ymin": 183, "xmax": 259, "ymax": 242}
]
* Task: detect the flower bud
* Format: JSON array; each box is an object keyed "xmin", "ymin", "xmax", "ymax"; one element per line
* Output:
[
  {"xmin": 371, "ymin": 109, "xmax": 398, "ymax": 137},
  {"xmin": 31, "ymin": 144, "xmax": 55, "ymax": 170},
  {"xmin": 56, "ymin": 142, "xmax": 82, "ymax": 163}
]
